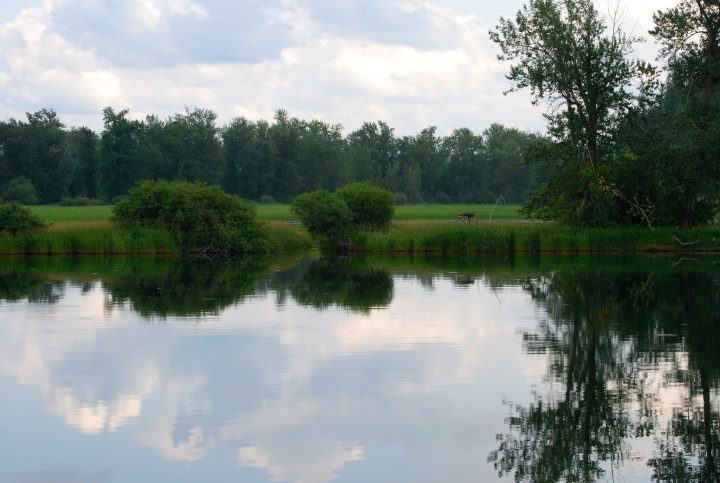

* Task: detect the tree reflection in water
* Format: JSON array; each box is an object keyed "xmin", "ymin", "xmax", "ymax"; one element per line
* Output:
[
  {"xmin": 289, "ymin": 257, "xmax": 393, "ymax": 314},
  {"xmin": 489, "ymin": 268, "xmax": 720, "ymax": 482},
  {"xmin": 0, "ymin": 254, "xmax": 395, "ymax": 317}
]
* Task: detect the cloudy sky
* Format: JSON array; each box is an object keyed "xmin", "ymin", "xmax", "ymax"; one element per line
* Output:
[{"xmin": 0, "ymin": 0, "xmax": 677, "ymax": 136}]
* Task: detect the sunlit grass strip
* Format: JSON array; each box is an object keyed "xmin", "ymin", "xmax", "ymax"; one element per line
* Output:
[
  {"xmin": 30, "ymin": 205, "xmax": 114, "ymax": 223},
  {"xmin": 0, "ymin": 221, "xmax": 175, "ymax": 255},
  {"xmin": 357, "ymin": 222, "xmax": 720, "ymax": 253},
  {"xmin": 392, "ymin": 204, "xmax": 524, "ymax": 221},
  {"xmin": 29, "ymin": 203, "xmax": 525, "ymax": 223}
]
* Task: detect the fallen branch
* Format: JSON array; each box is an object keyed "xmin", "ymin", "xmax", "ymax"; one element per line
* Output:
[{"xmin": 671, "ymin": 235, "xmax": 699, "ymax": 246}]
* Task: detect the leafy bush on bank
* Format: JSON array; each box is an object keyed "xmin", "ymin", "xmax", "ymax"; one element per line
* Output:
[
  {"xmin": 336, "ymin": 182, "xmax": 395, "ymax": 230},
  {"xmin": 0, "ymin": 201, "xmax": 46, "ymax": 235},
  {"xmin": 291, "ymin": 190, "xmax": 353, "ymax": 244},
  {"xmin": 291, "ymin": 182, "xmax": 395, "ymax": 247},
  {"xmin": 112, "ymin": 180, "xmax": 268, "ymax": 254}
]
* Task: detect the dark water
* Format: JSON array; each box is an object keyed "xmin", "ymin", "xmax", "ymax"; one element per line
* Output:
[{"xmin": 0, "ymin": 254, "xmax": 719, "ymax": 482}]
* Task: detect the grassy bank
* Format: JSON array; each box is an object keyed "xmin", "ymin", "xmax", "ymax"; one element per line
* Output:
[
  {"xmin": 17, "ymin": 206, "xmax": 720, "ymax": 256},
  {"xmin": 0, "ymin": 221, "xmax": 175, "ymax": 255},
  {"xmin": 0, "ymin": 220, "xmax": 311, "ymax": 255},
  {"xmin": 354, "ymin": 221, "xmax": 720, "ymax": 254}
]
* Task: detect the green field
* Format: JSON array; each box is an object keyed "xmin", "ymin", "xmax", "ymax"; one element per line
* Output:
[
  {"xmin": 30, "ymin": 205, "xmax": 115, "ymax": 223},
  {"xmin": 30, "ymin": 203, "xmax": 524, "ymax": 223},
  {"xmin": 393, "ymin": 204, "xmax": 523, "ymax": 221}
]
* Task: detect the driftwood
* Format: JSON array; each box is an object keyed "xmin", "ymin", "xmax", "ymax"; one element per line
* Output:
[
  {"xmin": 671, "ymin": 235, "xmax": 699, "ymax": 246},
  {"xmin": 193, "ymin": 244, "xmax": 230, "ymax": 260},
  {"xmin": 337, "ymin": 239, "xmax": 360, "ymax": 254}
]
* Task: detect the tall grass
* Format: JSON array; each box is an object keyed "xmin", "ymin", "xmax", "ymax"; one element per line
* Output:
[
  {"xmin": 0, "ymin": 220, "xmax": 311, "ymax": 256},
  {"xmin": 0, "ymin": 221, "xmax": 175, "ymax": 255},
  {"xmin": 358, "ymin": 221, "xmax": 720, "ymax": 254}
]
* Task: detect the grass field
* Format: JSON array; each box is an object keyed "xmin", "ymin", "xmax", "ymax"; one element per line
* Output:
[
  {"xmin": 29, "ymin": 203, "xmax": 524, "ymax": 223},
  {"xmin": 30, "ymin": 205, "xmax": 114, "ymax": 223}
]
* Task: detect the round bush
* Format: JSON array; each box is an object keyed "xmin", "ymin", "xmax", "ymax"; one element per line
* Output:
[
  {"xmin": 290, "ymin": 190, "xmax": 353, "ymax": 243},
  {"xmin": 0, "ymin": 202, "xmax": 45, "ymax": 235},
  {"xmin": 336, "ymin": 182, "xmax": 395, "ymax": 231},
  {"xmin": 112, "ymin": 180, "xmax": 267, "ymax": 254}
]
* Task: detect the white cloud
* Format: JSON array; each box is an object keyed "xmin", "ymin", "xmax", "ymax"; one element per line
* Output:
[{"xmin": 0, "ymin": 0, "xmax": 679, "ymax": 134}]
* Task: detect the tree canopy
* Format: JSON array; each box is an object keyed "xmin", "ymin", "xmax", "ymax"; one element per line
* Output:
[{"xmin": 490, "ymin": 0, "xmax": 658, "ymax": 226}]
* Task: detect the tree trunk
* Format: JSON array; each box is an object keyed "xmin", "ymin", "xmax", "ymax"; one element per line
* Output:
[{"xmin": 680, "ymin": 187, "xmax": 696, "ymax": 229}]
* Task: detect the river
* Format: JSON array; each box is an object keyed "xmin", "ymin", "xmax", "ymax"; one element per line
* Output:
[{"xmin": 0, "ymin": 254, "xmax": 718, "ymax": 482}]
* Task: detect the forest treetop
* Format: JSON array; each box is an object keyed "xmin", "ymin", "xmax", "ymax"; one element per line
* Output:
[{"xmin": 0, "ymin": 106, "xmax": 540, "ymax": 207}]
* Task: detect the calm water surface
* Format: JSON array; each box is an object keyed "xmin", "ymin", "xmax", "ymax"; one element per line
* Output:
[{"xmin": 0, "ymin": 254, "xmax": 719, "ymax": 482}]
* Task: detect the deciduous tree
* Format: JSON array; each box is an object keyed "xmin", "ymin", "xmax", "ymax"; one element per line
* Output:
[{"xmin": 490, "ymin": 0, "xmax": 657, "ymax": 225}]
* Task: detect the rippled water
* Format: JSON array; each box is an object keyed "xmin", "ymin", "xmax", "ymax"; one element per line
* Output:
[{"xmin": 0, "ymin": 254, "xmax": 718, "ymax": 482}]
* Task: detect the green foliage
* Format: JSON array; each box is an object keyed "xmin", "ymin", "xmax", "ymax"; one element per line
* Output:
[
  {"xmin": 0, "ymin": 201, "xmax": 46, "ymax": 235},
  {"xmin": 336, "ymin": 182, "xmax": 395, "ymax": 230},
  {"xmin": 290, "ymin": 190, "xmax": 353, "ymax": 243},
  {"xmin": 112, "ymin": 180, "xmax": 268, "ymax": 254},
  {"xmin": 491, "ymin": 0, "xmax": 658, "ymax": 226},
  {"xmin": 647, "ymin": 1, "xmax": 720, "ymax": 228},
  {"xmin": 2, "ymin": 176, "xmax": 39, "ymax": 205},
  {"xmin": 393, "ymin": 192, "xmax": 407, "ymax": 205},
  {"xmin": 2, "ymin": 105, "xmax": 542, "ymax": 209}
]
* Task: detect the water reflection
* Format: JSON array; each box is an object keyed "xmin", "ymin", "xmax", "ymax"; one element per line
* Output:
[
  {"xmin": 0, "ymin": 254, "xmax": 719, "ymax": 482},
  {"xmin": 489, "ymin": 268, "xmax": 720, "ymax": 482},
  {"xmin": 288, "ymin": 258, "xmax": 393, "ymax": 313}
]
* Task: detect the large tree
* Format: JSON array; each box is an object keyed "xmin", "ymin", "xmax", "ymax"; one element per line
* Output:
[
  {"xmin": 490, "ymin": 0, "xmax": 657, "ymax": 226},
  {"xmin": 649, "ymin": 1, "xmax": 720, "ymax": 227}
]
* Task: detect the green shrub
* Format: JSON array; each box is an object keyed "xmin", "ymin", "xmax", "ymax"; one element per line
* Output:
[
  {"xmin": 336, "ymin": 182, "xmax": 395, "ymax": 230},
  {"xmin": 290, "ymin": 190, "xmax": 353, "ymax": 243},
  {"xmin": 112, "ymin": 180, "xmax": 268, "ymax": 254},
  {"xmin": 0, "ymin": 202, "xmax": 46, "ymax": 235},
  {"xmin": 2, "ymin": 177, "xmax": 39, "ymax": 205}
]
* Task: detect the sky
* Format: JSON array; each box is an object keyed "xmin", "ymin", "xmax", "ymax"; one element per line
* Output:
[{"xmin": 0, "ymin": 0, "xmax": 678, "ymax": 136}]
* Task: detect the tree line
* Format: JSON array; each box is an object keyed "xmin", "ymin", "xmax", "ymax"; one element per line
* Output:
[{"xmin": 0, "ymin": 106, "xmax": 539, "ymax": 207}]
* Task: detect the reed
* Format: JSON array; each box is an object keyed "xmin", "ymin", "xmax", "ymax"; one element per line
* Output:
[
  {"xmin": 0, "ymin": 221, "xmax": 175, "ymax": 255},
  {"xmin": 0, "ymin": 220, "xmax": 311, "ymax": 256},
  {"xmin": 358, "ymin": 222, "xmax": 720, "ymax": 254}
]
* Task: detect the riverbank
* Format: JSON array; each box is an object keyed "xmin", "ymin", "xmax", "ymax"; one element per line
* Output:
[
  {"xmin": 0, "ymin": 221, "xmax": 311, "ymax": 255},
  {"xmin": 353, "ymin": 221, "xmax": 720, "ymax": 254},
  {"xmin": 2, "ymin": 219, "xmax": 719, "ymax": 256}
]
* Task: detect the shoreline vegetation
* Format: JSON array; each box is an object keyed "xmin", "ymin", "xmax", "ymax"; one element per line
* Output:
[{"xmin": 1, "ymin": 204, "xmax": 719, "ymax": 256}]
